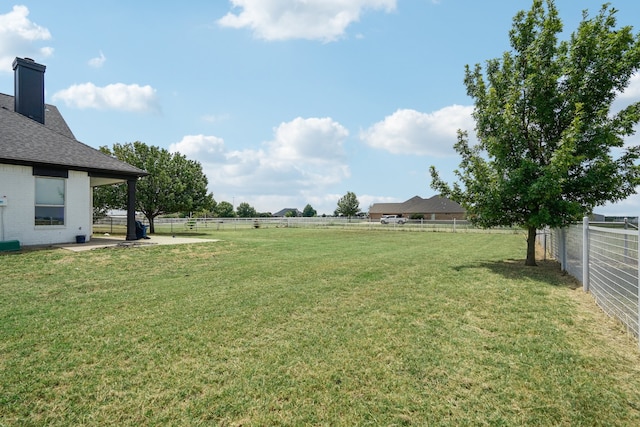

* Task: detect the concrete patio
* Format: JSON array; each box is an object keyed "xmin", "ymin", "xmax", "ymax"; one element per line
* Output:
[{"xmin": 52, "ymin": 235, "xmax": 220, "ymax": 252}]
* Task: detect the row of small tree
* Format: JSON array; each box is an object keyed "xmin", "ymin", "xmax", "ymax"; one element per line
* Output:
[
  {"xmin": 234, "ymin": 192, "xmax": 362, "ymax": 218},
  {"xmin": 200, "ymin": 202, "xmax": 322, "ymax": 217}
]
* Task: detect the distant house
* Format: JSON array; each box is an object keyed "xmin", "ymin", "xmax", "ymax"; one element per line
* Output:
[
  {"xmin": 273, "ymin": 208, "xmax": 301, "ymax": 217},
  {"xmin": 0, "ymin": 57, "xmax": 146, "ymax": 246},
  {"xmin": 369, "ymin": 195, "xmax": 465, "ymax": 221},
  {"xmin": 603, "ymin": 215, "xmax": 638, "ymax": 224}
]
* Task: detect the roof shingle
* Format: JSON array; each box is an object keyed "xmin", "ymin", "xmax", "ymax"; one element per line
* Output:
[
  {"xmin": 369, "ymin": 195, "xmax": 465, "ymax": 214},
  {"xmin": 0, "ymin": 93, "xmax": 145, "ymax": 178}
]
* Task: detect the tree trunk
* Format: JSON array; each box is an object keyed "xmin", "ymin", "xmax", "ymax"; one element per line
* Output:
[
  {"xmin": 147, "ymin": 215, "xmax": 155, "ymax": 234},
  {"xmin": 525, "ymin": 226, "xmax": 537, "ymax": 266}
]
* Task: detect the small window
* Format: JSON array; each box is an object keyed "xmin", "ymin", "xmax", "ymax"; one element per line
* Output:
[{"xmin": 35, "ymin": 177, "xmax": 65, "ymax": 226}]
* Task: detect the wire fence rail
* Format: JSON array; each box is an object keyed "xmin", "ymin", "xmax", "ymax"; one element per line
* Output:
[
  {"xmin": 540, "ymin": 219, "xmax": 640, "ymax": 345},
  {"xmin": 93, "ymin": 216, "xmax": 522, "ymax": 234}
]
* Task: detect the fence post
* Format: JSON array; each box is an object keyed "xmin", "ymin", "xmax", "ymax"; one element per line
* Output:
[
  {"xmin": 638, "ymin": 223, "xmax": 640, "ymax": 349},
  {"xmin": 559, "ymin": 228, "xmax": 566, "ymax": 272},
  {"xmin": 583, "ymin": 216, "xmax": 589, "ymax": 292},
  {"xmin": 453, "ymin": 218, "xmax": 456, "ymax": 233},
  {"xmin": 624, "ymin": 217, "xmax": 629, "ymax": 260}
]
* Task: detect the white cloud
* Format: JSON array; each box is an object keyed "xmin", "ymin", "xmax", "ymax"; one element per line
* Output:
[
  {"xmin": 268, "ymin": 117, "xmax": 349, "ymax": 163},
  {"xmin": 88, "ymin": 51, "xmax": 106, "ymax": 68},
  {"xmin": 169, "ymin": 117, "xmax": 351, "ymax": 213},
  {"xmin": 360, "ymin": 105, "xmax": 475, "ymax": 156},
  {"xmin": 615, "ymin": 72, "xmax": 640, "ymax": 102},
  {"xmin": 612, "ymin": 72, "xmax": 640, "ymax": 148},
  {"xmin": 263, "ymin": 117, "xmax": 350, "ymax": 187},
  {"xmin": 592, "ymin": 73, "xmax": 640, "ymax": 216},
  {"xmin": 40, "ymin": 46, "xmax": 53, "ymax": 57},
  {"xmin": 169, "ymin": 135, "xmax": 225, "ymax": 162},
  {"xmin": 52, "ymin": 82, "xmax": 159, "ymax": 112},
  {"xmin": 0, "ymin": 5, "xmax": 53, "ymax": 71},
  {"xmin": 218, "ymin": 0, "xmax": 396, "ymax": 42}
]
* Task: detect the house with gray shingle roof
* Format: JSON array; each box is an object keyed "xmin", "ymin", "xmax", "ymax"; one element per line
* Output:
[
  {"xmin": 0, "ymin": 57, "xmax": 147, "ymax": 247},
  {"xmin": 369, "ymin": 195, "xmax": 465, "ymax": 221},
  {"xmin": 273, "ymin": 208, "xmax": 301, "ymax": 217}
]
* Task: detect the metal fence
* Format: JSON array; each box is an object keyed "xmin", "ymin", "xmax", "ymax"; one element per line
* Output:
[
  {"xmin": 93, "ymin": 216, "xmax": 521, "ymax": 234},
  {"xmin": 541, "ymin": 219, "xmax": 640, "ymax": 343}
]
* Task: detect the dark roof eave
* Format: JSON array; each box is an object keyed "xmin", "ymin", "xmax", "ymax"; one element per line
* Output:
[{"xmin": 0, "ymin": 157, "xmax": 148, "ymax": 179}]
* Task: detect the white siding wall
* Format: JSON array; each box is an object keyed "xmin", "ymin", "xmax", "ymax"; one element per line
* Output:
[{"xmin": 0, "ymin": 164, "xmax": 92, "ymax": 246}]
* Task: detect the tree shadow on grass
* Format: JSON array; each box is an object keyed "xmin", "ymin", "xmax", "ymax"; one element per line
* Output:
[{"xmin": 453, "ymin": 258, "xmax": 581, "ymax": 289}]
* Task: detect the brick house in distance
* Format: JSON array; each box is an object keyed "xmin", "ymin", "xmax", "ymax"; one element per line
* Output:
[
  {"xmin": 369, "ymin": 195, "xmax": 465, "ymax": 221},
  {"xmin": 0, "ymin": 57, "xmax": 146, "ymax": 247}
]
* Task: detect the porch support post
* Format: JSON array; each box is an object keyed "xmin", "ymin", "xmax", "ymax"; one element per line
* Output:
[{"xmin": 126, "ymin": 178, "xmax": 137, "ymax": 241}]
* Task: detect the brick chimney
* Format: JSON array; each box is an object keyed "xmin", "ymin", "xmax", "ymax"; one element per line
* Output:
[{"xmin": 12, "ymin": 57, "xmax": 46, "ymax": 124}]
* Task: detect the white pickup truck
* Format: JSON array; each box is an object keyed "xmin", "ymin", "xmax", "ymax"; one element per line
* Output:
[{"xmin": 380, "ymin": 215, "xmax": 407, "ymax": 224}]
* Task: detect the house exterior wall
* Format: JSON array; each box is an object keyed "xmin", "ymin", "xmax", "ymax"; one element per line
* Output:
[
  {"xmin": 369, "ymin": 196, "xmax": 467, "ymax": 221},
  {"xmin": 431, "ymin": 212, "xmax": 466, "ymax": 221},
  {"xmin": 370, "ymin": 212, "xmax": 466, "ymax": 221},
  {"xmin": 0, "ymin": 164, "xmax": 92, "ymax": 246}
]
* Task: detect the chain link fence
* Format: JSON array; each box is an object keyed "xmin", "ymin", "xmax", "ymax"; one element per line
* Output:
[{"xmin": 540, "ymin": 220, "xmax": 639, "ymax": 343}]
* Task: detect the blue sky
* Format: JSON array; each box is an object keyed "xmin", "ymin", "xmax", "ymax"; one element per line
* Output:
[{"xmin": 2, "ymin": 0, "xmax": 640, "ymax": 216}]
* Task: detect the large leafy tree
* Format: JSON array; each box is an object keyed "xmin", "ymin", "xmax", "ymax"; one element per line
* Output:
[
  {"xmin": 214, "ymin": 201, "xmax": 235, "ymax": 218},
  {"xmin": 336, "ymin": 191, "xmax": 360, "ymax": 219},
  {"xmin": 236, "ymin": 202, "xmax": 257, "ymax": 218},
  {"xmin": 302, "ymin": 204, "xmax": 317, "ymax": 217},
  {"xmin": 95, "ymin": 141, "xmax": 214, "ymax": 233},
  {"xmin": 430, "ymin": 0, "xmax": 640, "ymax": 266}
]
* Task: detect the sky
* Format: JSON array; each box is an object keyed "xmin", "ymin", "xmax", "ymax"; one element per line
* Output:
[{"xmin": 2, "ymin": 0, "xmax": 640, "ymax": 216}]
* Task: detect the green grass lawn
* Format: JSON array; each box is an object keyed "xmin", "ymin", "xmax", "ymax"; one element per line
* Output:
[{"xmin": 1, "ymin": 229, "xmax": 639, "ymax": 426}]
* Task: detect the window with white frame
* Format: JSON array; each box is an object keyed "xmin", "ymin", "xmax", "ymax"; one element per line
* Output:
[{"xmin": 35, "ymin": 177, "xmax": 65, "ymax": 226}]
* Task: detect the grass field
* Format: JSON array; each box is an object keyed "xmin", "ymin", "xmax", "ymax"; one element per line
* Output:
[{"xmin": 1, "ymin": 228, "xmax": 639, "ymax": 425}]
